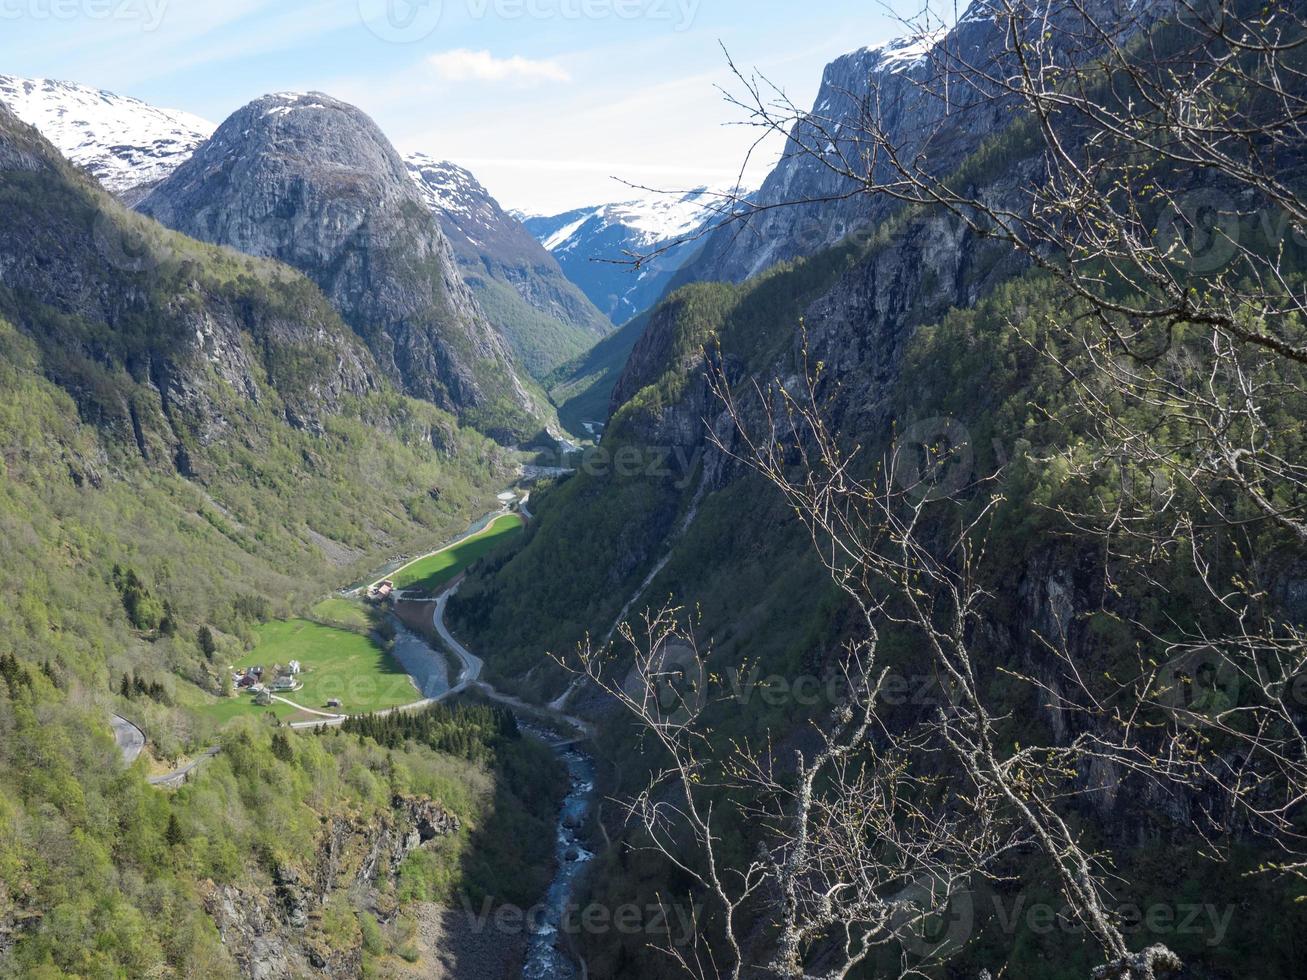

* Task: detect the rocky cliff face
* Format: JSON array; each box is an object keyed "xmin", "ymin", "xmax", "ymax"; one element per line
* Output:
[
  {"xmin": 137, "ymin": 92, "xmax": 542, "ymax": 441},
  {"xmin": 407, "ymin": 154, "xmax": 612, "ymax": 378},
  {"xmin": 0, "ymin": 100, "xmax": 378, "ymax": 460},
  {"xmin": 683, "ymin": 30, "xmax": 949, "ymax": 285},
  {"xmin": 683, "ymin": 0, "xmax": 1155, "ymax": 286},
  {"xmin": 204, "ymin": 795, "xmax": 459, "ymax": 980},
  {"xmin": 454, "ymin": 0, "xmax": 1154, "ymax": 710}
]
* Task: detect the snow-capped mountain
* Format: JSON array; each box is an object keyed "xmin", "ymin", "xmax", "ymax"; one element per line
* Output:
[
  {"xmin": 405, "ymin": 154, "xmax": 612, "ymax": 378},
  {"xmin": 0, "ymin": 73, "xmax": 610, "ymax": 381},
  {"xmin": 679, "ymin": 10, "xmax": 1115, "ymax": 284},
  {"xmin": 0, "ymin": 75, "xmax": 213, "ymax": 201},
  {"xmin": 406, "ymin": 154, "xmax": 505, "ymax": 233},
  {"xmin": 137, "ymin": 90, "xmax": 547, "ymax": 441},
  {"xmin": 522, "ymin": 187, "xmax": 739, "ymax": 324}
]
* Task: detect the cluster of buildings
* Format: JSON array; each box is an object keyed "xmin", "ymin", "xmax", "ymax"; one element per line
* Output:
[{"xmin": 233, "ymin": 661, "xmax": 302, "ymax": 702}]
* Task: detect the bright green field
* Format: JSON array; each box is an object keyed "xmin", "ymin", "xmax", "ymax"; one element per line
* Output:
[
  {"xmin": 201, "ymin": 619, "xmax": 416, "ymax": 721},
  {"xmin": 391, "ymin": 513, "xmax": 525, "ymax": 593},
  {"xmin": 310, "ymin": 596, "xmax": 374, "ymax": 630}
]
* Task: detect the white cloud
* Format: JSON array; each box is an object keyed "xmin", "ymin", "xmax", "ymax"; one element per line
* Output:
[{"xmin": 427, "ymin": 49, "xmax": 571, "ymax": 84}]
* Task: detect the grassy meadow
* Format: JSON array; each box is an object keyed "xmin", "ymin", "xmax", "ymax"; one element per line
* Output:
[
  {"xmin": 391, "ymin": 512, "xmax": 525, "ymax": 593},
  {"xmin": 205, "ymin": 618, "xmax": 416, "ymax": 720}
]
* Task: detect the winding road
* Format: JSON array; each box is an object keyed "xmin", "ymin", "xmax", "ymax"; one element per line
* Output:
[
  {"xmin": 121, "ymin": 490, "xmax": 588, "ymax": 784},
  {"xmin": 434, "ymin": 584, "xmax": 483, "ymax": 693},
  {"xmin": 148, "ymin": 748, "xmax": 220, "ymax": 788},
  {"xmin": 434, "ymin": 582, "xmax": 595, "ymax": 740}
]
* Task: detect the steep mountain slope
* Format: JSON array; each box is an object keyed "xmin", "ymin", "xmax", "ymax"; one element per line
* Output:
[
  {"xmin": 0, "ymin": 76, "xmax": 612, "ymax": 389},
  {"xmin": 678, "ymin": 1, "xmax": 1146, "ymax": 286},
  {"xmin": 522, "ymin": 188, "xmax": 728, "ymax": 323},
  {"xmin": 677, "ymin": 29, "xmax": 952, "ymax": 285},
  {"xmin": 406, "ymin": 154, "xmax": 612, "ymax": 378},
  {"xmin": 445, "ymin": 3, "xmax": 1307, "ymax": 976},
  {"xmin": 543, "ymin": 308, "xmax": 651, "ymax": 436},
  {"xmin": 452, "ymin": 0, "xmax": 1154, "ymax": 734},
  {"xmin": 137, "ymin": 92, "xmax": 546, "ymax": 442},
  {"xmin": 0, "ymin": 98, "xmax": 385, "ymax": 455},
  {"xmin": 0, "ymin": 74, "xmax": 213, "ymax": 203},
  {"xmin": 0, "ymin": 95, "xmax": 513, "ymax": 561},
  {"xmin": 0, "ymin": 99, "xmax": 564, "ymax": 978}
]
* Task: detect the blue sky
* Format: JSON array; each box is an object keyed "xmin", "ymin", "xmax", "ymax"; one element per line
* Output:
[{"xmin": 0, "ymin": 0, "xmax": 927, "ymax": 213}]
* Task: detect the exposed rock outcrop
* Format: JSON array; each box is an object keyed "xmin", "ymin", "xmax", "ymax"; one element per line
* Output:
[
  {"xmin": 0, "ymin": 100, "xmax": 379, "ymax": 461},
  {"xmin": 203, "ymin": 795, "xmax": 459, "ymax": 980},
  {"xmin": 683, "ymin": 0, "xmax": 1160, "ymax": 286},
  {"xmin": 407, "ymin": 155, "xmax": 612, "ymax": 378},
  {"xmin": 138, "ymin": 92, "xmax": 543, "ymax": 441}
]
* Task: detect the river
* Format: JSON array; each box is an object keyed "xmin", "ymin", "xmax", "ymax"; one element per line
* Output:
[
  {"xmin": 519, "ymin": 722, "xmax": 598, "ymax": 980},
  {"xmin": 376, "ymin": 511, "xmax": 600, "ymax": 979},
  {"xmin": 387, "ymin": 615, "xmax": 598, "ymax": 979},
  {"xmin": 386, "ymin": 618, "xmax": 451, "ymax": 700}
]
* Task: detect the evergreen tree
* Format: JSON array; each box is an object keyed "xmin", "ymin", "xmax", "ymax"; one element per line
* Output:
[
  {"xmin": 164, "ymin": 813, "xmax": 186, "ymax": 848},
  {"xmin": 271, "ymin": 731, "xmax": 294, "ymax": 763}
]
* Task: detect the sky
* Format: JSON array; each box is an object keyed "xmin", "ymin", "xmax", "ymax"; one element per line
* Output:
[{"xmin": 0, "ymin": 0, "xmax": 928, "ymax": 214}]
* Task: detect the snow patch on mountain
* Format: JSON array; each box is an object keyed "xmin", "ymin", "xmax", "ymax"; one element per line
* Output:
[
  {"xmin": 404, "ymin": 153, "xmax": 487, "ymax": 222},
  {"xmin": 262, "ymin": 93, "xmax": 336, "ymax": 117},
  {"xmin": 530, "ymin": 186, "xmax": 738, "ymax": 257},
  {"xmin": 520, "ymin": 186, "xmax": 748, "ymax": 322},
  {"xmin": 0, "ymin": 74, "xmax": 214, "ymax": 195},
  {"xmin": 859, "ymin": 26, "xmax": 950, "ymax": 74},
  {"xmin": 543, "ymin": 214, "xmax": 591, "ymax": 252}
]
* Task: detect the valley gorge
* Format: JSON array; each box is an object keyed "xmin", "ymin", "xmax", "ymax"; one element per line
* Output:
[{"xmin": 2, "ymin": 2, "xmax": 1306, "ymax": 979}]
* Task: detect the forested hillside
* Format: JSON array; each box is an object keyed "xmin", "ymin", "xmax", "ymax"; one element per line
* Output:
[
  {"xmin": 0, "ymin": 100, "xmax": 556, "ymax": 977},
  {"xmin": 450, "ymin": 2, "xmax": 1307, "ymax": 977}
]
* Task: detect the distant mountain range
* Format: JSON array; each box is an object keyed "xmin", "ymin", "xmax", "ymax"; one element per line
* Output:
[
  {"xmin": 0, "ymin": 74, "xmax": 213, "ymax": 204},
  {"xmin": 406, "ymin": 155, "xmax": 612, "ymax": 378},
  {"xmin": 519, "ymin": 187, "xmax": 741, "ymax": 324},
  {"xmin": 0, "ymin": 53, "xmax": 896, "ymax": 457},
  {"xmin": 0, "ymin": 75, "xmax": 612, "ymax": 388}
]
